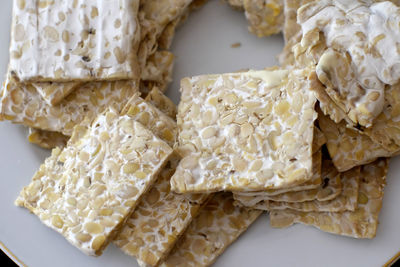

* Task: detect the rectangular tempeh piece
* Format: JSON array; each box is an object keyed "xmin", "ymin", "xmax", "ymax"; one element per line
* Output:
[
  {"xmin": 9, "ymin": 0, "xmax": 140, "ymax": 82},
  {"xmin": 270, "ymin": 158, "xmax": 389, "ymax": 239},
  {"xmin": 171, "ymin": 68, "xmax": 318, "ymax": 193},
  {"xmin": 114, "ymin": 154, "xmax": 209, "ymax": 267},
  {"xmin": 0, "ymin": 76, "xmax": 138, "ymax": 136},
  {"xmin": 115, "ymin": 96, "xmax": 209, "ymax": 266},
  {"xmin": 249, "ymin": 165, "xmax": 360, "ymax": 212},
  {"xmin": 15, "ymin": 109, "xmax": 173, "ymax": 256},
  {"xmin": 160, "ymin": 192, "xmax": 262, "ymax": 267}
]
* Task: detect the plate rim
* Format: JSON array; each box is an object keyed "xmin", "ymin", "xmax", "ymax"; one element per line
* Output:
[
  {"xmin": 1, "ymin": 234, "xmax": 399, "ymax": 267},
  {"xmin": 0, "ymin": 241, "xmax": 26, "ymax": 267}
]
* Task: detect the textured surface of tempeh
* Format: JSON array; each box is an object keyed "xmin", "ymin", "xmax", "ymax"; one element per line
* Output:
[
  {"xmin": 121, "ymin": 95, "xmax": 177, "ymax": 148},
  {"xmin": 115, "ymin": 96, "xmax": 209, "ymax": 266},
  {"xmin": 233, "ymin": 149, "xmax": 322, "ymax": 200},
  {"xmin": 114, "ymin": 154, "xmax": 209, "ymax": 267},
  {"xmin": 243, "ymin": 0, "xmax": 284, "ymax": 37},
  {"xmin": 318, "ymin": 109, "xmax": 394, "ymax": 172},
  {"xmin": 295, "ymin": 0, "xmax": 400, "ymax": 127},
  {"xmin": 138, "ymin": 0, "xmax": 193, "ymax": 69},
  {"xmin": 270, "ymin": 158, "xmax": 388, "ymax": 239},
  {"xmin": 145, "ymin": 87, "xmax": 177, "ymax": 120},
  {"xmin": 171, "ymin": 68, "xmax": 318, "ymax": 193},
  {"xmin": 9, "ymin": 0, "xmax": 140, "ymax": 82},
  {"xmin": 234, "ymin": 131, "xmax": 326, "ymax": 198},
  {"xmin": 234, "ymin": 157, "xmax": 344, "ymax": 207},
  {"xmin": 0, "ymin": 76, "xmax": 138, "ymax": 136},
  {"xmin": 28, "ymin": 128, "xmax": 69, "ymax": 150},
  {"xmin": 141, "ymin": 51, "xmax": 175, "ymax": 93},
  {"xmin": 160, "ymin": 192, "xmax": 262, "ymax": 267},
  {"xmin": 32, "ymin": 82, "xmax": 82, "ymax": 106},
  {"xmin": 247, "ymin": 164, "xmax": 360, "ymax": 212},
  {"xmin": 15, "ymin": 110, "xmax": 173, "ymax": 256}
]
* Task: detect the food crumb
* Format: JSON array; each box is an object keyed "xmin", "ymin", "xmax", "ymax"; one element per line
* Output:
[{"xmin": 231, "ymin": 42, "xmax": 241, "ymax": 48}]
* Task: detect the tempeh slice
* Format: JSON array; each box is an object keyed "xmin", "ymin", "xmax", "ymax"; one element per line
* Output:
[
  {"xmin": 318, "ymin": 108, "xmax": 395, "ymax": 172},
  {"xmin": 0, "ymin": 76, "xmax": 138, "ymax": 136},
  {"xmin": 171, "ymin": 68, "xmax": 318, "ymax": 193},
  {"xmin": 234, "ymin": 157, "xmax": 342, "ymax": 206},
  {"xmin": 15, "ymin": 109, "xmax": 173, "ymax": 256},
  {"xmin": 270, "ymin": 158, "xmax": 389, "ymax": 239},
  {"xmin": 9, "ymin": 0, "xmax": 140, "ymax": 82},
  {"xmin": 249, "ymin": 165, "xmax": 360, "ymax": 212},
  {"xmin": 160, "ymin": 192, "xmax": 262, "ymax": 267},
  {"xmin": 114, "ymin": 96, "xmax": 209, "ymax": 266}
]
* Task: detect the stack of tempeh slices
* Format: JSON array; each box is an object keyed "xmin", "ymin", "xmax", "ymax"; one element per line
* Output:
[{"xmin": 1, "ymin": 0, "xmax": 399, "ymax": 267}]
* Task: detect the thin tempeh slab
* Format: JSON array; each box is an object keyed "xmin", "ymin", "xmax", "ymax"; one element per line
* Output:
[
  {"xmin": 234, "ymin": 157, "xmax": 343, "ymax": 207},
  {"xmin": 15, "ymin": 109, "xmax": 173, "ymax": 256},
  {"xmin": 270, "ymin": 158, "xmax": 389, "ymax": 239},
  {"xmin": 114, "ymin": 97, "xmax": 209, "ymax": 266},
  {"xmin": 9, "ymin": 0, "xmax": 140, "ymax": 83},
  {"xmin": 248, "ymin": 165, "xmax": 360, "ymax": 212},
  {"xmin": 160, "ymin": 192, "xmax": 262, "ymax": 267},
  {"xmin": 171, "ymin": 68, "xmax": 318, "ymax": 193},
  {"xmin": 233, "ymin": 149, "xmax": 322, "ymax": 200},
  {"xmin": 318, "ymin": 108, "xmax": 395, "ymax": 172},
  {"xmin": 0, "ymin": 76, "xmax": 138, "ymax": 136}
]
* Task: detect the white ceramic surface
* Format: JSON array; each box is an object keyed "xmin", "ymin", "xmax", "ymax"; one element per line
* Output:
[{"xmin": 0, "ymin": 1, "xmax": 399, "ymax": 266}]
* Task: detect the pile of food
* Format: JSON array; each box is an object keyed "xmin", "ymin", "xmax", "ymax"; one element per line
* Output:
[{"xmin": 0, "ymin": 0, "xmax": 399, "ymax": 266}]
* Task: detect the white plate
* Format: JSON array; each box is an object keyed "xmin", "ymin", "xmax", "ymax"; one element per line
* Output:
[{"xmin": 0, "ymin": 1, "xmax": 399, "ymax": 266}]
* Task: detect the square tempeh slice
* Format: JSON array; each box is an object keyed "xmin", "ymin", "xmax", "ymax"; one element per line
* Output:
[
  {"xmin": 32, "ymin": 82, "xmax": 82, "ymax": 106},
  {"xmin": 234, "ymin": 157, "xmax": 343, "ymax": 207},
  {"xmin": 160, "ymin": 192, "xmax": 262, "ymax": 267},
  {"xmin": 145, "ymin": 87, "xmax": 177, "ymax": 120},
  {"xmin": 243, "ymin": 0, "xmax": 284, "ymax": 37},
  {"xmin": 270, "ymin": 158, "xmax": 389, "ymax": 239},
  {"xmin": 318, "ymin": 108, "xmax": 395, "ymax": 172},
  {"xmin": 171, "ymin": 68, "xmax": 319, "ymax": 193},
  {"xmin": 114, "ymin": 96, "xmax": 209, "ymax": 266},
  {"xmin": 28, "ymin": 128, "xmax": 69, "ymax": 150},
  {"xmin": 15, "ymin": 109, "xmax": 173, "ymax": 256},
  {"xmin": 249, "ymin": 164, "xmax": 360, "ymax": 212},
  {"xmin": 9, "ymin": 0, "xmax": 140, "ymax": 83},
  {"xmin": 0, "ymin": 76, "xmax": 138, "ymax": 136}
]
